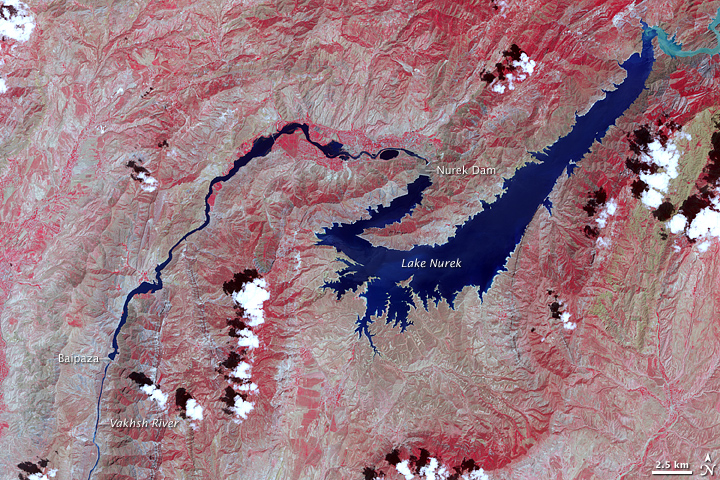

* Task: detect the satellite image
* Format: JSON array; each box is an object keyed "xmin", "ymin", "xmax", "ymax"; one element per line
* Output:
[{"xmin": 2, "ymin": 0, "xmax": 720, "ymax": 478}]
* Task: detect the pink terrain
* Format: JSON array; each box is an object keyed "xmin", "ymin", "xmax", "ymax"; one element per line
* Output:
[{"xmin": 1, "ymin": 0, "xmax": 720, "ymax": 479}]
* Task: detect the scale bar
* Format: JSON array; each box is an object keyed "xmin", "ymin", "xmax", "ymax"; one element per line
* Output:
[{"xmin": 651, "ymin": 471, "xmax": 693, "ymax": 475}]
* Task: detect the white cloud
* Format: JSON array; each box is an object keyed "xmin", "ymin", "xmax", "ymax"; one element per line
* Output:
[
  {"xmin": 420, "ymin": 458, "xmax": 442, "ymax": 480},
  {"xmin": 238, "ymin": 382, "xmax": 258, "ymax": 392},
  {"xmin": 636, "ymin": 138, "xmax": 683, "ymax": 209},
  {"xmin": 231, "ymin": 396, "xmax": 255, "ymax": 419},
  {"xmin": 383, "ymin": 457, "xmax": 486, "ymax": 480},
  {"xmin": 137, "ymin": 171, "xmax": 159, "ymax": 192},
  {"xmin": 640, "ymin": 170, "xmax": 671, "ymax": 192},
  {"xmin": 606, "ymin": 199, "xmax": 617, "ymax": 216},
  {"xmin": 463, "ymin": 469, "xmax": 490, "ymax": 480},
  {"xmin": 0, "ymin": 0, "xmax": 35, "ymax": 43},
  {"xmin": 140, "ymin": 384, "xmax": 168, "ymax": 409},
  {"xmin": 668, "ymin": 195, "xmax": 720, "ymax": 250},
  {"xmin": 237, "ymin": 328, "xmax": 260, "ymax": 349},
  {"xmin": 0, "ymin": 78, "xmax": 6, "ymax": 94},
  {"xmin": 231, "ymin": 361, "xmax": 252, "ymax": 380},
  {"xmin": 224, "ymin": 277, "xmax": 267, "ymax": 422},
  {"xmin": 491, "ymin": 82, "xmax": 506, "ymax": 94},
  {"xmin": 513, "ymin": 52, "xmax": 536, "ymax": 75},
  {"xmin": 667, "ymin": 214, "xmax": 687, "ymax": 233},
  {"xmin": 490, "ymin": 53, "xmax": 536, "ymax": 94},
  {"xmin": 687, "ymin": 203, "xmax": 720, "ymax": 240},
  {"xmin": 560, "ymin": 311, "xmax": 576, "ymax": 330},
  {"xmin": 647, "ymin": 140, "xmax": 680, "ymax": 175},
  {"xmin": 28, "ymin": 468, "xmax": 59, "ymax": 480},
  {"xmin": 185, "ymin": 399, "xmax": 203, "ymax": 421},
  {"xmin": 226, "ymin": 359, "xmax": 260, "ymax": 419},
  {"xmin": 506, "ymin": 73, "xmax": 515, "ymax": 90},
  {"xmin": 232, "ymin": 278, "xmax": 270, "ymax": 326},
  {"xmin": 596, "ymin": 198, "xmax": 618, "ymax": 228},
  {"xmin": 396, "ymin": 460, "xmax": 415, "ymax": 480},
  {"xmin": 225, "ymin": 278, "xmax": 268, "ymax": 422},
  {"xmin": 641, "ymin": 188, "xmax": 664, "ymax": 209}
]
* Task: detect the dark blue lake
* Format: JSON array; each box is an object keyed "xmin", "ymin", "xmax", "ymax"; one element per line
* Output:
[{"xmin": 319, "ymin": 28, "xmax": 657, "ymax": 350}]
